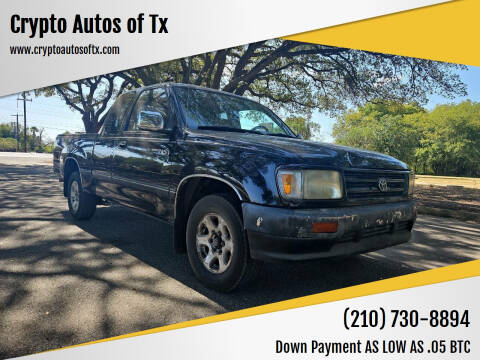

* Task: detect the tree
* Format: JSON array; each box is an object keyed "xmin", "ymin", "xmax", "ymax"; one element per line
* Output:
[
  {"xmin": 38, "ymin": 127, "xmax": 44, "ymax": 149},
  {"xmin": 30, "ymin": 126, "xmax": 38, "ymax": 138},
  {"xmin": 415, "ymin": 101, "xmax": 480, "ymax": 176},
  {"xmin": 333, "ymin": 100, "xmax": 480, "ymax": 177},
  {"xmin": 0, "ymin": 123, "xmax": 52, "ymax": 153},
  {"xmin": 334, "ymin": 101, "xmax": 424, "ymax": 167},
  {"xmin": 121, "ymin": 40, "xmax": 466, "ymax": 116},
  {"xmin": 0, "ymin": 123, "xmax": 14, "ymax": 138},
  {"xmin": 0, "ymin": 138, "xmax": 17, "ymax": 151},
  {"xmin": 43, "ymin": 40, "xmax": 467, "ymax": 133},
  {"xmin": 284, "ymin": 116, "xmax": 321, "ymax": 140},
  {"xmin": 36, "ymin": 74, "xmax": 129, "ymax": 133},
  {"xmin": 0, "ymin": 123, "xmax": 16, "ymax": 151}
]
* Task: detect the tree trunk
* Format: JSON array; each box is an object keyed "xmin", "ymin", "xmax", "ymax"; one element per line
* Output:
[{"xmin": 82, "ymin": 113, "xmax": 97, "ymax": 133}]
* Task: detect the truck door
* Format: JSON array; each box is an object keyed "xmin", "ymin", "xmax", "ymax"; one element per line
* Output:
[
  {"xmin": 92, "ymin": 92, "xmax": 136, "ymax": 199},
  {"xmin": 110, "ymin": 87, "xmax": 175, "ymax": 220}
]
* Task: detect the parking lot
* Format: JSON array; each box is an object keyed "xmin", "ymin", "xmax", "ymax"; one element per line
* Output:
[{"xmin": 1, "ymin": 153, "xmax": 479, "ymax": 359}]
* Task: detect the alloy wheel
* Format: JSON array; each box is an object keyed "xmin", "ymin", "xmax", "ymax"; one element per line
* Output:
[{"xmin": 196, "ymin": 213, "xmax": 234, "ymax": 274}]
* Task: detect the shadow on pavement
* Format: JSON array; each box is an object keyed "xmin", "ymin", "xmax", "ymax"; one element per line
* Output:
[
  {"xmin": 72, "ymin": 206, "xmax": 420, "ymax": 310},
  {"xmin": 1, "ymin": 163, "xmax": 479, "ymax": 359}
]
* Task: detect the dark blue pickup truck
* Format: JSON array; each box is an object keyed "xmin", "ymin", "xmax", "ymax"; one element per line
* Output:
[{"xmin": 54, "ymin": 83, "xmax": 416, "ymax": 291}]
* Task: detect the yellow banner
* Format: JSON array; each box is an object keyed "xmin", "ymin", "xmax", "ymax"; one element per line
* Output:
[{"xmin": 285, "ymin": 0, "xmax": 480, "ymax": 66}]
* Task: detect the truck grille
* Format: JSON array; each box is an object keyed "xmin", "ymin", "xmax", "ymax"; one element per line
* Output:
[{"xmin": 344, "ymin": 170, "xmax": 408, "ymax": 200}]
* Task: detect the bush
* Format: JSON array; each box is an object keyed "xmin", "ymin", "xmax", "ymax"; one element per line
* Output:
[
  {"xmin": 40, "ymin": 143, "xmax": 54, "ymax": 153},
  {"xmin": 0, "ymin": 138, "xmax": 18, "ymax": 152}
]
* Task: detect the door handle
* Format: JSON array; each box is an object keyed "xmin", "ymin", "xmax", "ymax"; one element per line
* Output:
[{"xmin": 118, "ymin": 140, "xmax": 127, "ymax": 148}]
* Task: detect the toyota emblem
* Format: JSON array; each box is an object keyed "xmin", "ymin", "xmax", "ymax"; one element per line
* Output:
[{"xmin": 377, "ymin": 177, "xmax": 388, "ymax": 192}]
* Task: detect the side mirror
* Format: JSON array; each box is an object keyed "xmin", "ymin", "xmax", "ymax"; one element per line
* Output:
[
  {"xmin": 138, "ymin": 110, "xmax": 166, "ymax": 131},
  {"xmin": 296, "ymin": 133, "xmax": 303, "ymax": 139}
]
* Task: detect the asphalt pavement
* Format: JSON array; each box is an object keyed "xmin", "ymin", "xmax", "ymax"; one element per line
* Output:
[{"xmin": 1, "ymin": 153, "xmax": 479, "ymax": 358}]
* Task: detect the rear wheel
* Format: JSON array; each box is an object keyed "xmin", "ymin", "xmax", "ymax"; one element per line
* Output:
[
  {"xmin": 186, "ymin": 194, "xmax": 258, "ymax": 292},
  {"xmin": 67, "ymin": 171, "xmax": 96, "ymax": 220}
]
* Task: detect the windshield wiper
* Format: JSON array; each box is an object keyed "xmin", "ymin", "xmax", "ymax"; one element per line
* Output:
[
  {"xmin": 197, "ymin": 126, "xmax": 263, "ymax": 135},
  {"xmin": 264, "ymin": 132, "xmax": 295, "ymax": 138},
  {"xmin": 198, "ymin": 125, "xmax": 295, "ymax": 138}
]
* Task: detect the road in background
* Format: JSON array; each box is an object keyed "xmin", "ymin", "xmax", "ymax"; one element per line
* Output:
[{"xmin": 1, "ymin": 153, "xmax": 479, "ymax": 358}]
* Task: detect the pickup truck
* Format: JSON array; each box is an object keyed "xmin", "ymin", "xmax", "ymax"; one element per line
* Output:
[{"xmin": 54, "ymin": 83, "xmax": 416, "ymax": 291}]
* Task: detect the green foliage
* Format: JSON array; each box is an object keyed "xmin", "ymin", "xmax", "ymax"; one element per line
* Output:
[
  {"xmin": 333, "ymin": 101, "xmax": 423, "ymax": 165},
  {"xmin": 0, "ymin": 138, "xmax": 17, "ymax": 151},
  {"xmin": 415, "ymin": 101, "xmax": 480, "ymax": 176},
  {"xmin": 0, "ymin": 124, "xmax": 15, "ymax": 138},
  {"xmin": 285, "ymin": 116, "xmax": 321, "ymax": 140},
  {"xmin": 40, "ymin": 143, "xmax": 54, "ymax": 153},
  {"xmin": 333, "ymin": 100, "xmax": 480, "ymax": 177},
  {"xmin": 0, "ymin": 123, "xmax": 52, "ymax": 153}
]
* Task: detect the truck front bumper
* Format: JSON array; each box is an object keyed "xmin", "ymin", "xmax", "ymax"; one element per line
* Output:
[{"xmin": 242, "ymin": 200, "xmax": 416, "ymax": 262}]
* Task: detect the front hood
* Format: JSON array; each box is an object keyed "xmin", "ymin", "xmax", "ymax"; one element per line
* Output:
[{"xmin": 188, "ymin": 130, "xmax": 408, "ymax": 170}]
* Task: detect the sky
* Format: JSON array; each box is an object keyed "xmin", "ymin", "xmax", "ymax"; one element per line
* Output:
[{"xmin": 1, "ymin": 65, "xmax": 480, "ymax": 143}]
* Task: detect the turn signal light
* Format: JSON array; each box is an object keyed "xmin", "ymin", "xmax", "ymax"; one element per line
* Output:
[
  {"xmin": 312, "ymin": 221, "xmax": 338, "ymax": 233},
  {"xmin": 281, "ymin": 174, "xmax": 293, "ymax": 194}
]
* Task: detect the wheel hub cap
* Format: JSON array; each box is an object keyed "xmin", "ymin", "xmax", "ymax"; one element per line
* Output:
[
  {"xmin": 196, "ymin": 213, "xmax": 233, "ymax": 274},
  {"xmin": 70, "ymin": 181, "xmax": 80, "ymax": 212}
]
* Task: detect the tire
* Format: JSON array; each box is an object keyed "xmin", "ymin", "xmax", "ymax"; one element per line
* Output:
[
  {"xmin": 67, "ymin": 171, "xmax": 96, "ymax": 220},
  {"xmin": 186, "ymin": 194, "xmax": 259, "ymax": 292}
]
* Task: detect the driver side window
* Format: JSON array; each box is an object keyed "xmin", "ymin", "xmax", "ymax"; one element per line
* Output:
[{"xmin": 127, "ymin": 88, "xmax": 170, "ymax": 131}]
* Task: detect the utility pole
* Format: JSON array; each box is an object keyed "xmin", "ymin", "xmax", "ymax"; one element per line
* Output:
[
  {"xmin": 10, "ymin": 113, "xmax": 23, "ymax": 151},
  {"xmin": 17, "ymin": 92, "xmax": 31, "ymax": 153}
]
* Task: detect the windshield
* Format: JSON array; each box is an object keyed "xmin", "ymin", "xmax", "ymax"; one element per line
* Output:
[{"xmin": 174, "ymin": 86, "xmax": 294, "ymax": 137}]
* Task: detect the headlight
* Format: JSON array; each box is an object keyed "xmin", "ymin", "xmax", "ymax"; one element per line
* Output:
[
  {"xmin": 277, "ymin": 170, "xmax": 343, "ymax": 200},
  {"xmin": 408, "ymin": 172, "xmax": 415, "ymax": 195},
  {"xmin": 304, "ymin": 170, "xmax": 343, "ymax": 199}
]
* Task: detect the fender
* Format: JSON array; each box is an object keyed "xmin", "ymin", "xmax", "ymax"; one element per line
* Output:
[
  {"xmin": 174, "ymin": 173, "xmax": 247, "ymax": 218},
  {"xmin": 61, "ymin": 135, "xmax": 95, "ymax": 189},
  {"xmin": 63, "ymin": 154, "xmax": 94, "ymax": 195}
]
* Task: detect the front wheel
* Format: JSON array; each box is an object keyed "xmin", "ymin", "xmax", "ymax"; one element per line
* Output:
[
  {"xmin": 186, "ymin": 194, "xmax": 258, "ymax": 292},
  {"xmin": 67, "ymin": 171, "xmax": 96, "ymax": 220}
]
